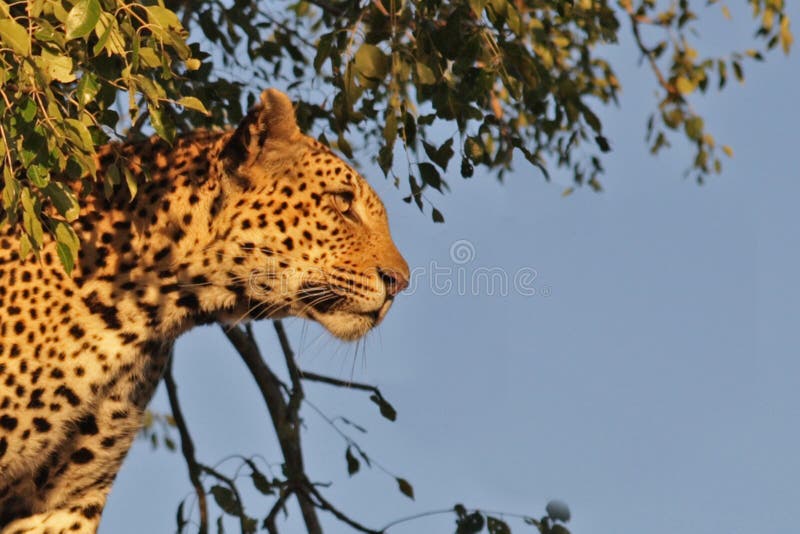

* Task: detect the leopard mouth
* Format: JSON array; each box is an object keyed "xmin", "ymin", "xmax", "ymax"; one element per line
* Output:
[{"xmin": 297, "ymin": 282, "xmax": 392, "ymax": 340}]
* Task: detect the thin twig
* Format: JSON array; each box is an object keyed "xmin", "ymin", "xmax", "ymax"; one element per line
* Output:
[
  {"xmin": 299, "ymin": 370, "xmax": 383, "ymax": 395},
  {"xmin": 163, "ymin": 354, "xmax": 209, "ymax": 534},
  {"xmin": 623, "ymin": 4, "xmax": 676, "ymax": 96},
  {"xmin": 307, "ymin": 485, "xmax": 383, "ymax": 534},
  {"xmin": 263, "ymin": 487, "xmax": 294, "ymax": 534},
  {"xmin": 198, "ymin": 464, "xmax": 250, "ymax": 534}
]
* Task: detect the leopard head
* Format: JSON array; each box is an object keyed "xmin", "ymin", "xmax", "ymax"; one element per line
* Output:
[{"xmin": 207, "ymin": 89, "xmax": 409, "ymax": 341}]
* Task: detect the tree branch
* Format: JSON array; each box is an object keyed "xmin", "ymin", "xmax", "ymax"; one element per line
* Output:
[
  {"xmin": 271, "ymin": 321, "xmax": 303, "ymax": 422},
  {"xmin": 221, "ymin": 323, "xmax": 322, "ymax": 534},
  {"xmin": 264, "ymin": 487, "xmax": 294, "ymax": 534},
  {"xmin": 623, "ymin": 4, "xmax": 677, "ymax": 97},
  {"xmin": 306, "ymin": 485, "xmax": 382, "ymax": 534},
  {"xmin": 299, "ymin": 370, "xmax": 382, "ymax": 395},
  {"xmin": 163, "ymin": 354, "xmax": 209, "ymax": 534}
]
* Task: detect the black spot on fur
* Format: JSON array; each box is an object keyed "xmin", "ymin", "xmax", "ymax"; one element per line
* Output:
[
  {"xmin": 32, "ymin": 417, "xmax": 51, "ymax": 432},
  {"xmin": 68, "ymin": 324, "xmax": 85, "ymax": 339},
  {"xmin": 70, "ymin": 447, "xmax": 94, "ymax": 464},
  {"xmin": 55, "ymin": 385, "xmax": 81, "ymax": 406},
  {"xmin": 176, "ymin": 293, "xmax": 200, "ymax": 310},
  {"xmin": 28, "ymin": 388, "xmax": 45, "ymax": 409},
  {"xmin": 83, "ymin": 291, "xmax": 122, "ymax": 330},
  {"xmin": 0, "ymin": 414, "xmax": 18, "ymax": 430},
  {"xmin": 76, "ymin": 414, "xmax": 99, "ymax": 435}
]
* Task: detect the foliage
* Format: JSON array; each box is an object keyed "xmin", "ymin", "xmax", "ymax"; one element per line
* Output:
[
  {"xmin": 0, "ymin": 0, "xmax": 793, "ymax": 270},
  {"xmin": 0, "ymin": 0, "xmax": 793, "ymax": 531}
]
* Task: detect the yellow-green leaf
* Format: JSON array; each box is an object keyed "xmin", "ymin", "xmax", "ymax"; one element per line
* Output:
[
  {"xmin": 416, "ymin": 62, "xmax": 436, "ymax": 85},
  {"xmin": 354, "ymin": 44, "xmax": 388, "ymax": 80},
  {"xmin": 675, "ymin": 76, "xmax": 695, "ymax": 95},
  {"xmin": 65, "ymin": 0, "xmax": 101, "ymax": 40},
  {"xmin": 0, "ymin": 18, "xmax": 31, "ymax": 56},
  {"xmin": 93, "ymin": 12, "xmax": 124, "ymax": 56},
  {"xmin": 77, "ymin": 73, "xmax": 100, "ymax": 107},
  {"xmin": 780, "ymin": 16, "xmax": 793, "ymax": 54},
  {"xmin": 176, "ymin": 96, "xmax": 209, "ymax": 115},
  {"xmin": 65, "ymin": 118, "xmax": 94, "ymax": 152},
  {"xmin": 145, "ymin": 5, "xmax": 182, "ymax": 30},
  {"xmin": 38, "ymin": 49, "xmax": 76, "ymax": 82}
]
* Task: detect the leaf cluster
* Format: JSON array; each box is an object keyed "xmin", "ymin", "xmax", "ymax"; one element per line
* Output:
[{"xmin": 0, "ymin": 0, "xmax": 206, "ymax": 271}]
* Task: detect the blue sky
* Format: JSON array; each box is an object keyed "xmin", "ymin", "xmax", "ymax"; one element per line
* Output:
[{"xmin": 102, "ymin": 4, "xmax": 799, "ymax": 534}]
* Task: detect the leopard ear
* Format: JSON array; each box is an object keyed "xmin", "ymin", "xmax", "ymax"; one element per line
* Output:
[
  {"xmin": 256, "ymin": 89, "xmax": 300, "ymax": 140},
  {"xmin": 221, "ymin": 89, "xmax": 300, "ymax": 169}
]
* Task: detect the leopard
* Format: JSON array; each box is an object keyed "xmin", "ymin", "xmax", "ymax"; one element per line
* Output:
[{"xmin": 0, "ymin": 88, "xmax": 409, "ymax": 533}]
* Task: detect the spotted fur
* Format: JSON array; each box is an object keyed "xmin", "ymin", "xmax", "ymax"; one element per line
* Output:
[{"xmin": 0, "ymin": 89, "xmax": 409, "ymax": 533}]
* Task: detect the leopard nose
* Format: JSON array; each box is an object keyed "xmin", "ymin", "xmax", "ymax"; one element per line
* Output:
[{"xmin": 378, "ymin": 267, "xmax": 409, "ymax": 297}]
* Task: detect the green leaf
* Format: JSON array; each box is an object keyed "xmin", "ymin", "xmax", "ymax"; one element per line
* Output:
[
  {"xmin": 38, "ymin": 49, "xmax": 75, "ymax": 83},
  {"xmin": 250, "ymin": 470, "xmax": 274, "ymax": 495},
  {"xmin": 684, "ymin": 116, "xmax": 704, "ymax": 141},
  {"xmin": 424, "ymin": 138, "xmax": 455, "ymax": 171},
  {"xmin": 396, "ymin": 477, "xmax": 414, "ymax": 500},
  {"xmin": 145, "ymin": 5, "xmax": 182, "ymax": 31},
  {"xmin": 65, "ymin": 0, "xmax": 101, "ymax": 40},
  {"xmin": 369, "ymin": 393, "xmax": 397, "ymax": 421},
  {"xmin": 354, "ymin": 44, "xmax": 388, "ymax": 80},
  {"xmin": 76, "ymin": 73, "xmax": 100, "ymax": 107},
  {"xmin": 177, "ymin": 96, "xmax": 210, "ymax": 115},
  {"xmin": 93, "ymin": 12, "xmax": 124, "ymax": 56},
  {"xmin": 26, "ymin": 164, "xmax": 50, "ymax": 187},
  {"xmin": 65, "ymin": 118, "xmax": 94, "ymax": 151},
  {"xmin": 123, "ymin": 167, "xmax": 138, "ymax": 200},
  {"xmin": 419, "ymin": 162, "xmax": 443, "ymax": 191},
  {"xmin": 487, "ymin": 516, "xmax": 511, "ymax": 534},
  {"xmin": 456, "ymin": 511, "xmax": 485, "ymax": 533},
  {"xmin": 416, "ymin": 62, "xmax": 436, "ymax": 85},
  {"xmin": 314, "ymin": 32, "xmax": 333, "ymax": 71},
  {"xmin": 595, "ymin": 135, "xmax": 611, "ymax": 153},
  {"xmin": 55, "ymin": 221, "xmax": 79, "ymax": 253},
  {"xmin": 345, "ymin": 446, "xmax": 360, "ymax": 476},
  {"xmin": 432, "ymin": 207, "xmax": 444, "ymax": 223},
  {"xmin": 149, "ymin": 106, "xmax": 176, "ymax": 143},
  {"xmin": 465, "ymin": 137, "xmax": 484, "ymax": 161},
  {"xmin": 210, "ymin": 485, "xmax": 241, "ymax": 516},
  {"xmin": 0, "ymin": 18, "xmax": 31, "ymax": 56},
  {"xmin": 19, "ymin": 98, "xmax": 37, "ymax": 123}
]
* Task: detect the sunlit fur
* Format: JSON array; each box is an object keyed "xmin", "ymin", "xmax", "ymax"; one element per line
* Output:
[{"xmin": 0, "ymin": 89, "xmax": 408, "ymax": 532}]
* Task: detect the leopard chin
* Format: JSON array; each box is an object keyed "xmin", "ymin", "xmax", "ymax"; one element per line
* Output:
[{"xmin": 310, "ymin": 300, "xmax": 394, "ymax": 341}]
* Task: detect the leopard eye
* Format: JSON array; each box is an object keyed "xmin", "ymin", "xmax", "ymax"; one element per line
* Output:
[{"xmin": 330, "ymin": 191, "xmax": 355, "ymax": 216}]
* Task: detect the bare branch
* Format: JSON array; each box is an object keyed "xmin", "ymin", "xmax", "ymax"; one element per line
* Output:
[
  {"xmin": 221, "ymin": 324, "xmax": 322, "ymax": 534},
  {"xmin": 264, "ymin": 488, "xmax": 294, "ymax": 534},
  {"xmin": 198, "ymin": 464, "xmax": 250, "ymax": 533},
  {"xmin": 271, "ymin": 321, "xmax": 303, "ymax": 421},
  {"xmin": 306, "ymin": 485, "xmax": 383, "ymax": 534},
  {"xmin": 623, "ymin": 5, "xmax": 677, "ymax": 97},
  {"xmin": 299, "ymin": 370, "xmax": 383, "ymax": 395},
  {"xmin": 163, "ymin": 354, "xmax": 209, "ymax": 534}
]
